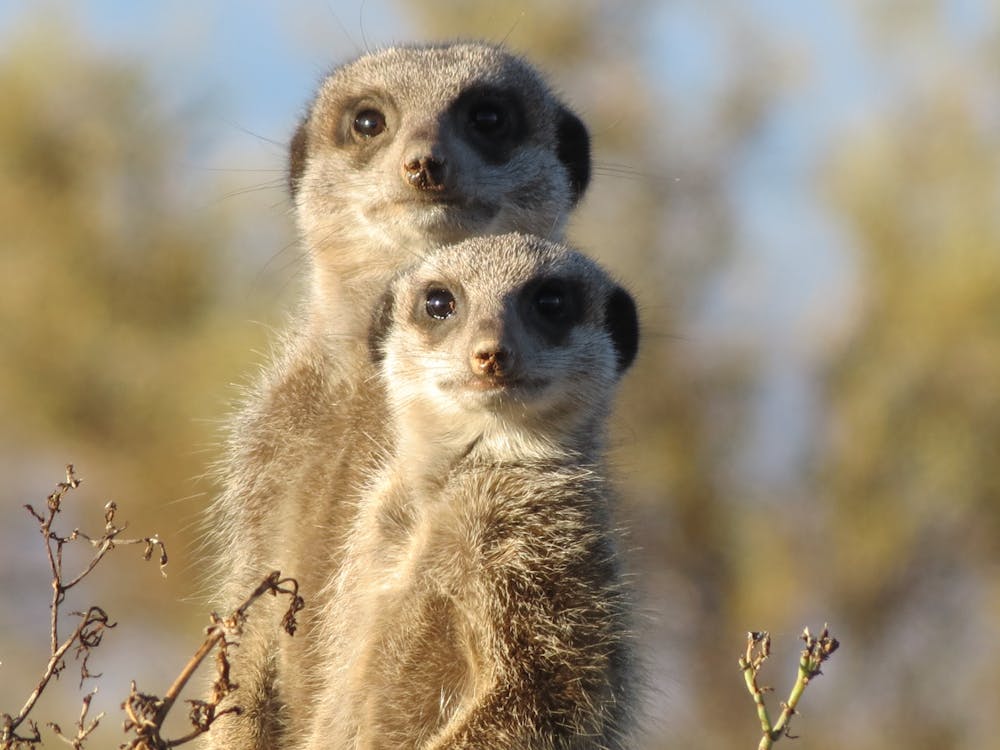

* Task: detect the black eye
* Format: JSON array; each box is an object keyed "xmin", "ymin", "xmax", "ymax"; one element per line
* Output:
[
  {"xmin": 353, "ymin": 109, "xmax": 386, "ymax": 138},
  {"xmin": 425, "ymin": 288, "xmax": 457, "ymax": 320},
  {"xmin": 468, "ymin": 102, "xmax": 507, "ymax": 136},
  {"xmin": 534, "ymin": 281, "xmax": 572, "ymax": 321}
]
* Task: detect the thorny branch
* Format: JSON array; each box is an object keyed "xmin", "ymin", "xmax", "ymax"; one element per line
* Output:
[
  {"xmin": 0, "ymin": 464, "xmax": 304, "ymax": 750},
  {"xmin": 121, "ymin": 571, "xmax": 304, "ymax": 750},
  {"xmin": 738, "ymin": 625, "xmax": 840, "ymax": 750},
  {"xmin": 1, "ymin": 465, "xmax": 304, "ymax": 750},
  {"xmin": 2, "ymin": 465, "xmax": 166, "ymax": 750}
]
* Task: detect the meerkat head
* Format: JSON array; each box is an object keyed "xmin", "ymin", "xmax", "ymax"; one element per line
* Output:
[
  {"xmin": 371, "ymin": 233, "xmax": 638, "ymax": 459},
  {"xmin": 288, "ymin": 43, "xmax": 590, "ymax": 274}
]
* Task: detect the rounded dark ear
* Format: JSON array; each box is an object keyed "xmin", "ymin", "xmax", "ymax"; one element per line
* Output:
[
  {"xmin": 288, "ymin": 118, "xmax": 309, "ymax": 197},
  {"xmin": 368, "ymin": 288, "xmax": 397, "ymax": 366},
  {"xmin": 605, "ymin": 286, "xmax": 639, "ymax": 373},
  {"xmin": 556, "ymin": 107, "xmax": 591, "ymax": 204}
]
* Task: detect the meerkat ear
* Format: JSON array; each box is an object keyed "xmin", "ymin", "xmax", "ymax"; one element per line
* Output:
[
  {"xmin": 605, "ymin": 286, "xmax": 639, "ymax": 373},
  {"xmin": 288, "ymin": 118, "xmax": 309, "ymax": 197},
  {"xmin": 556, "ymin": 107, "xmax": 591, "ymax": 204},
  {"xmin": 368, "ymin": 288, "xmax": 397, "ymax": 365}
]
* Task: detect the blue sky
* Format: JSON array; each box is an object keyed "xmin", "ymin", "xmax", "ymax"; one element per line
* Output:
[{"xmin": 0, "ymin": 2, "xmax": 878, "ymax": 158}]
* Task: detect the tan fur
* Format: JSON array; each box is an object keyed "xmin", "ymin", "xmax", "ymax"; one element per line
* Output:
[
  {"xmin": 301, "ymin": 234, "xmax": 639, "ymax": 749},
  {"xmin": 202, "ymin": 43, "xmax": 590, "ymax": 749}
]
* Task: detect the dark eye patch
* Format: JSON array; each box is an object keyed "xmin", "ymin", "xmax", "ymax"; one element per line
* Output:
[
  {"xmin": 468, "ymin": 100, "xmax": 509, "ymax": 137},
  {"xmin": 453, "ymin": 86, "xmax": 527, "ymax": 164},
  {"xmin": 526, "ymin": 277, "xmax": 582, "ymax": 342},
  {"xmin": 534, "ymin": 279, "xmax": 572, "ymax": 322}
]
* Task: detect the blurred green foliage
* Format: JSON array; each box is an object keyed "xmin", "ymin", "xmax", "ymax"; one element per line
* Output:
[
  {"xmin": 824, "ymin": 84, "xmax": 1000, "ymax": 629},
  {"xmin": 0, "ymin": 19, "xmax": 282, "ymax": 745},
  {"xmin": 2, "ymin": 24, "xmax": 212, "ymax": 473},
  {"xmin": 0, "ymin": 19, "xmax": 281, "ymax": 520},
  {"xmin": 814, "ymin": 35, "xmax": 1000, "ymax": 748}
]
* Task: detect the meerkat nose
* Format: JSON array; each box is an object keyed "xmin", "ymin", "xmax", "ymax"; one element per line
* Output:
[
  {"xmin": 402, "ymin": 154, "xmax": 448, "ymax": 191},
  {"xmin": 470, "ymin": 341, "xmax": 512, "ymax": 378}
]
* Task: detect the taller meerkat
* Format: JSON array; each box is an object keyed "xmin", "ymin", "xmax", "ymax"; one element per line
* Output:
[{"xmin": 204, "ymin": 42, "xmax": 591, "ymax": 749}]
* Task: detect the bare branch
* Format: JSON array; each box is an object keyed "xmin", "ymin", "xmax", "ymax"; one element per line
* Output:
[
  {"xmin": 49, "ymin": 689, "xmax": 104, "ymax": 749},
  {"xmin": 2, "ymin": 465, "xmax": 165, "ymax": 749},
  {"xmin": 4, "ymin": 466, "xmax": 305, "ymax": 750},
  {"xmin": 120, "ymin": 571, "xmax": 304, "ymax": 749},
  {"xmin": 738, "ymin": 625, "xmax": 839, "ymax": 749}
]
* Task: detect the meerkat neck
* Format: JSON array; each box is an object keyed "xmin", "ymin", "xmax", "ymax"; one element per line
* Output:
[
  {"xmin": 305, "ymin": 230, "xmax": 440, "ymax": 347},
  {"xmin": 304, "ymin": 265, "xmax": 385, "ymax": 351},
  {"xmin": 390, "ymin": 407, "xmax": 605, "ymax": 493}
]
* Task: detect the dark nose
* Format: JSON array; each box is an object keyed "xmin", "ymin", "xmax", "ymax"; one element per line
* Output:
[
  {"xmin": 403, "ymin": 155, "xmax": 447, "ymax": 191},
  {"xmin": 470, "ymin": 342, "xmax": 512, "ymax": 378}
]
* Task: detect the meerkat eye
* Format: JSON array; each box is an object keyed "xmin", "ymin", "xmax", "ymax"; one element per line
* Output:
[
  {"xmin": 468, "ymin": 102, "xmax": 508, "ymax": 136},
  {"xmin": 425, "ymin": 288, "xmax": 457, "ymax": 320},
  {"xmin": 353, "ymin": 109, "xmax": 387, "ymax": 138},
  {"xmin": 534, "ymin": 280, "xmax": 571, "ymax": 320}
]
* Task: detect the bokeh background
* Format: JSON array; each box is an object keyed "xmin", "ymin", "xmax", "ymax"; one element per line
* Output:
[{"xmin": 2, "ymin": 1, "xmax": 998, "ymax": 748}]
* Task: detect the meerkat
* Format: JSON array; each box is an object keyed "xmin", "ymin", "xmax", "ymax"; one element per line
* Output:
[
  {"xmin": 204, "ymin": 43, "xmax": 592, "ymax": 749},
  {"xmin": 300, "ymin": 232, "xmax": 640, "ymax": 749}
]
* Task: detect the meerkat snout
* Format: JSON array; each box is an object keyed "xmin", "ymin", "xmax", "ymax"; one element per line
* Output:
[
  {"xmin": 402, "ymin": 153, "xmax": 448, "ymax": 191},
  {"xmin": 470, "ymin": 339, "xmax": 513, "ymax": 379}
]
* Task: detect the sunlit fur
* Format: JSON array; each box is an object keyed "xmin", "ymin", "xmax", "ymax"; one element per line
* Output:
[
  {"xmin": 301, "ymin": 234, "xmax": 639, "ymax": 749},
  {"xmin": 202, "ymin": 43, "xmax": 590, "ymax": 750}
]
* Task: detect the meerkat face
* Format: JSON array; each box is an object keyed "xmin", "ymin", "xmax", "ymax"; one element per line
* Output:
[
  {"xmin": 372, "ymin": 234, "xmax": 638, "ymax": 447},
  {"xmin": 289, "ymin": 43, "xmax": 590, "ymax": 256}
]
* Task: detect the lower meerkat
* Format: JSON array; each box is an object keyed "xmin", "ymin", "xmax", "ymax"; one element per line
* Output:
[
  {"xmin": 301, "ymin": 233, "xmax": 640, "ymax": 749},
  {"xmin": 204, "ymin": 43, "xmax": 591, "ymax": 748}
]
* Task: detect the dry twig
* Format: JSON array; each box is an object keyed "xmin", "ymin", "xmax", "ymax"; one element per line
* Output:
[
  {"xmin": 2, "ymin": 465, "xmax": 166, "ymax": 750},
  {"xmin": 120, "ymin": 571, "xmax": 304, "ymax": 749},
  {"xmin": 2, "ymin": 466, "xmax": 304, "ymax": 749},
  {"xmin": 738, "ymin": 625, "xmax": 839, "ymax": 749}
]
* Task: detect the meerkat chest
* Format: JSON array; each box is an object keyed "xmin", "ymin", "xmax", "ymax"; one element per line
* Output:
[{"xmin": 370, "ymin": 464, "xmax": 591, "ymax": 594}]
